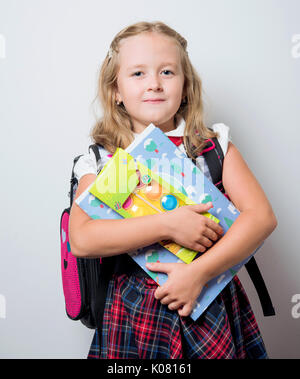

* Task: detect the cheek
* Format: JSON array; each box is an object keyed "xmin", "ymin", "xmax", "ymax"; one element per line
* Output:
[
  {"xmin": 169, "ymin": 79, "xmax": 184, "ymax": 98},
  {"xmin": 123, "ymin": 82, "xmax": 143, "ymax": 100}
]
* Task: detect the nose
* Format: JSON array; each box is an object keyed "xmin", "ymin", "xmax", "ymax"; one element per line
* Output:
[{"xmin": 147, "ymin": 73, "xmax": 163, "ymax": 92}]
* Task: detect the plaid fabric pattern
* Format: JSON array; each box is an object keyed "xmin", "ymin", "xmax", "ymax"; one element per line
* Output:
[{"xmin": 87, "ymin": 274, "xmax": 267, "ymax": 359}]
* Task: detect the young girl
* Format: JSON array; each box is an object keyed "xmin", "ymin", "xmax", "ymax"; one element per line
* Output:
[{"xmin": 69, "ymin": 21, "xmax": 277, "ymax": 359}]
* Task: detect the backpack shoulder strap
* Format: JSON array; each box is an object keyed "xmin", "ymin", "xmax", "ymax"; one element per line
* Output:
[
  {"xmin": 89, "ymin": 143, "xmax": 102, "ymax": 175},
  {"xmin": 196, "ymin": 135, "xmax": 226, "ymax": 194},
  {"xmin": 69, "ymin": 154, "xmax": 83, "ymax": 207},
  {"xmin": 197, "ymin": 134, "xmax": 275, "ymax": 317},
  {"xmin": 69, "ymin": 144, "xmax": 102, "ymax": 207},
  {"xmin": 205, "ymin": 137, "xmax": 223, "ymax": 184}
]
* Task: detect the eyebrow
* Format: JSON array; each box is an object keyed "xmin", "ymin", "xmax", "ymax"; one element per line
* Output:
[{"xmin": 127, "ymin": 63, "xmax": 179, "ymax": 71}]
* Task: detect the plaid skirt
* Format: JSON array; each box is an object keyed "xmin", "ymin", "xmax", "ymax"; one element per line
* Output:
[{"xmin": 87, "ymin": 273, "xmax": 268, "ymax": 359}]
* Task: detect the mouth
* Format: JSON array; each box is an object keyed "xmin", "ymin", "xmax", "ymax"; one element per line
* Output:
[{"xmin": 143, "ymin": 99, "xmax": 165, "ymax": 104}]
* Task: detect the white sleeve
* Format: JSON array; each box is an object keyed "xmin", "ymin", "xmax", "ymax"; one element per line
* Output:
[
  {"xmin": 211, "ymin": 123, "xmax": 232, "ymax": 156},
  {"xmin": 73, "ymin": 149, "xmax": 98, "ymax": 181}
]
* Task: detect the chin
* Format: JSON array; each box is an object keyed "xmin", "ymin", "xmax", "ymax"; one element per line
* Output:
[{"xmin": 145, "ymin": 114, "xmax": 169, "ymax": 124}]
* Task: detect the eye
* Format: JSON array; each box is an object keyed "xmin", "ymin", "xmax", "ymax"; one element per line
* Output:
[{"xmin": 132, "ymin": 70, "xmax": 174, "ymax": 77}]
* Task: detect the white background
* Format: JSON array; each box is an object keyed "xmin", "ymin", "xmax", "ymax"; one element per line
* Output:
[{"xmin": 0, "ymin": 0, "xmax": 299, "ymax": 358}]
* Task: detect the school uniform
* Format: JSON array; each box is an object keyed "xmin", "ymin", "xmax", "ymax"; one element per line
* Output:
[{"xmin": 74, "ymin": 117, "xmax": 268, "ymax": 359}]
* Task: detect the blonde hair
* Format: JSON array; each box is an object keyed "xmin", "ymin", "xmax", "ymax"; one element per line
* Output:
[{"xmin": 90, "ymin": 21, "xmax": 219, "ymax": 159}]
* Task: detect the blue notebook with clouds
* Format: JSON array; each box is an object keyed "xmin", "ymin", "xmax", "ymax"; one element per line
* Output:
[{"xmin": 76, "ymin": 124, "xmax": 262, "ymax": 320}]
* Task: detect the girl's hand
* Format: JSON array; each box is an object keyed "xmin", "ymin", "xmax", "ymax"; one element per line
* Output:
[
  {"xmin": 145, "ymin": 261, "xmax": 207, "ymax": 317},
  {"xmin": 162, "ymin": 202, "xmax": 224, "ymax": 253}
]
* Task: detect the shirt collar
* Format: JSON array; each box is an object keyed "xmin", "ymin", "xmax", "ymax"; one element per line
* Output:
[{"xmin": 165, "ymin": 115, "xmax": 185, "ymax": 137}]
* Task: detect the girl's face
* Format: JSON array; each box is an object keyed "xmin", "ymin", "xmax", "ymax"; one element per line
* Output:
[{"xmin": 115, "ymin": 32, "xmax": 185, "ymax": 134}]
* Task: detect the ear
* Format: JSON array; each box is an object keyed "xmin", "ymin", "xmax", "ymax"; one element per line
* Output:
[
  {"xmin": 115, "ymin": 87, "xmax": 122, "ymax": 104},
  {"xmin": 112, "ymin": 81, "xmax": 120, "ymax": 103}
]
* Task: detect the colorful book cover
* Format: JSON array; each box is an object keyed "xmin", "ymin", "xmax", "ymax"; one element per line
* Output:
[
  {"xmin": 88, "ymin": 147, "xmax": 220, "ymax": 264},
  {"xmin": 76, "ymin": 124, "xmax": 263, "ymax": 320}
]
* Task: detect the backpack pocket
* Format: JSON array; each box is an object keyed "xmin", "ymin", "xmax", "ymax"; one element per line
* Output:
[{"xmin": 60, "ymin": 208, "xmax": 88, "ymax": 320}]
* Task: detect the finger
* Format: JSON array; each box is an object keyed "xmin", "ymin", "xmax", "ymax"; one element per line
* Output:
[
  {"xmin": 178, "ymin": 303, "xmax": 193, "ymax": 317},
  {"xmin": 202, "ymin": 228, "xmax": 219, "ymax": 242},
  {"xmin": 168, "ymin": 301, "xmax": 184, "ymax": 311},
  {"xmin": 160, "ymin": 295, "xmax": 176, "ymax": 305},
  {"xmin": 146, "ymin": 262, "xmax": 172, "ymax": 273},
  {"xmin": 205, "ymin": 218, "xmax": 224, "ymax": 235},
  {"xmin": 189, "ymin": 202, "xmax": 213, "ymax": 213},
  {"xmin": 154, "ymin": 286, "xmax": 168, "ymax": 300},
  {"xmin": 197, "ymin": 235, "xmax": 214, "ymax": 248},
  {"xmin": 192, "ymin": 243, "xmax": 207, "ymax": 253},
  {"xmin": 199, "ymin": 227, "xmax": 220, "ymax": 243}
]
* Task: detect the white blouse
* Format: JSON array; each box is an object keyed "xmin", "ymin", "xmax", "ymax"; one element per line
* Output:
[{"xmin": 73, "ymin": 116, "xmax": 232, "ymax": 181}]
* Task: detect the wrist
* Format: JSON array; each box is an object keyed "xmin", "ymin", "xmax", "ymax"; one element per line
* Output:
[
  {"xmin": 189, "ymin": 255, "xmax": 215, "ymax": 285},
  {"xmin": 157, "ymin": 212, "xmax": 173, "ymax": 241}
]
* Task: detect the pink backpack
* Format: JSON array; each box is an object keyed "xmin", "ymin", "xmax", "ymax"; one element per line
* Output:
[{"xmin": 60, "ymin": 145, "xmax": 114, "ymax": 329}]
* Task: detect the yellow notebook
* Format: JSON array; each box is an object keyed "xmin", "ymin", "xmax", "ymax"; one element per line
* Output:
[{"xmin": 89, "ymin": 148, "xmax": 220, "ymax": 264}]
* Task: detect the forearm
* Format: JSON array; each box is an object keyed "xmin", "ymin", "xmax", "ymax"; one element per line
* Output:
[
  {"xmin": 74, "ymin": 213, "xmax": 169, "ymax": 258},
  {"xmin": 190, "ymin": 209, "xmax": 277, "ymax": 282}
]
